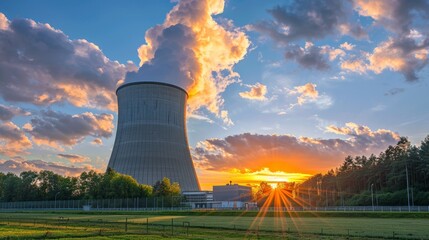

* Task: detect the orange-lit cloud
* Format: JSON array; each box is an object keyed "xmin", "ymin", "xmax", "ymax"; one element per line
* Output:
[
  {"xmin": 0, "ymin": 159, "xmax": 98, "ymax": 176},
  {"xmin": 341, "ymin": 37, "xmax": 429, "ymax": 81},
  {"xmin": 287, "ymin": 83, "xmax": 332, "ymax": 110},
  {"xmin": 239, "ymin": 83, "xmax": 268, "ymax": 101},
  {"xmin": 0, "ymin": 13, "xmax": 136, "ymax": 111},
  {"xmin": 326, "ymin": 122, "xmax": 400, "ymax": 139},
  {"xmin": 0, "ymin": 104, "xmax": 30, "ymax": 121},
  {"xmin": 57, "ymin": 153, "xmax": 89, "ymax": 163},
  {"xmin": 0, "ymin": 13, "xmax": 8, "ymax": 30},
  {"xmin": 288, "ymin": 83, "xmax": 319, "ymax": 105},
  {"xmin": 322, "ymin": 46, "xmax": 346, "ymax": 61},
  {"xmin": 367, "ymin": 38, "xmax": 428, "ymax": 81},
  {"xmin": 341, "ymin": 59, "xmax": 367, "ymax": 74},
  {"xmin": 23, "ymin": 110, "xmax": 114, "ymax": 150},
  {"xmin": 91, "ymin": 138, "xmax": 103, "ymax": 145},
  {"xmin": 193, "ymin": 123, "xmax": 400, "ymax": 178},
  {"xmin": 0, "ymin": 122, "xmax": 32, "ymax": 157},
  {"xmin": 127, "ymin": 0, "xmax": 250, "ymax": 125},
  {"xmin": 350, "ymin": 0, "xmax": 429, "ymax": 81},
  {"xmin": 353, "ymin": 0, "xmax": 429, "ymax": 34},
  {"xmin": 340, "ymin": 42, "xmax": 355, "ymax": 51}
]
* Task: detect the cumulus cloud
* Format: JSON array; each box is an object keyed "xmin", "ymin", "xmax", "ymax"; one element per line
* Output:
[
  {"xmin": 0, "ymin": 104, "xmax": 30, "ymax": 121},
  {"xmin": 349, "ymin": 0, "xmax": 429, "ymax": 81},
  {"xmin": 367, "ymin": 37, "xmax": 429, "ymax": 81},
  {"xmin": 250, "ymin": 0, "xmax": 366, "ymax": 43},
  {"xmin": 0, "ymin": 159, "xmax": 96, "ymax": 176},
  {"xmin": 340, "ymin": 36, "xmax": 428, "ymax": 80},
  {"xmin": 193, "ymin": 123, "xmax": 399, "ymax": 174},
  {"xmin": 284, "ymin": 42, "xmax": 345, "ymax": 70},
  {"xmin": 0, "ymin": 13, "xmax": 135, "ymax": 111},
  {"xmin": 0, "ymin": 13, "xmax": 8, "ymax": 30},
  {"xmin": 251, "ymin": 0, "xmax": 429, "ymax": 80},
  {"xmin": 285, "ymin": 43, "xmax": 329, "ymax": 70},
  {"xmin": 287, "ymin": 83, "xmax": 332, "ymax": 109},
  {"xmin": 23, "ymin": 110, "xmax": 114, "ymax": 150},
  {"xmin": 288, "ymin": 83, "xmax": 319, "ymax": 105},
  {"xmin": 0, "ymin": 121, "xmax": 32, "ymax": 157},
  {"xmin": 325, "ymin": 122, "xmax": 400, "ymax": 150},
  {"xmin": 57, "ymin": 153, "xmax": 89, "ymax": 163},
  {"xmin": 126, "ymin": 0, "xmax": 250, "ymax": 125},
  {"xmin": 340, "ymin": 42, "xmax": 355, "ymax": 51},
  {"xmin": 353, "ymin": 0, "xmax": 429, "ymax": 35},
  {"xmin": 239, "ymin": 83, "xmax": 268, "ymax": 101},
  {"xmin": 91, "ymin": 138, "xmax": 103, "ymax": 145},
  {"xmin": 340, "ymin": 59, "xmax": 367, "ymax": 74}
]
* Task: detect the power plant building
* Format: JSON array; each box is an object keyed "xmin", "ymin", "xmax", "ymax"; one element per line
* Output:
[
  {"xmin": 107, "ymin": 82, "xmax": 200, "ymax": 191},
  {"xmin": 213, "ymin": 184, "xmax": 252, "ymax": 202}
]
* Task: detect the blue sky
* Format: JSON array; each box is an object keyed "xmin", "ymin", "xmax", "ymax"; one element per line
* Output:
[{"xmin": 0, "ymin": 0, "xmax": 428, "ymax": 189}]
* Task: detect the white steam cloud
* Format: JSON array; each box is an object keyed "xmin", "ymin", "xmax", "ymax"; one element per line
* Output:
[{"xmin": 126, "ymin": 0, "xmax": 250, "ymax": 124}]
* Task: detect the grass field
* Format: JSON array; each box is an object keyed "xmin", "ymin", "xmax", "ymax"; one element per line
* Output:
[{"xmin": 0, "ymin": 211, "xmax": 428, "ymax": 239}]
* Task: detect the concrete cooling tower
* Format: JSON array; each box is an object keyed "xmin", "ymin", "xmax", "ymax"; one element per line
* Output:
[{"xmin": 107, "ymin": 82, "xmax": 200, "ymax": 191}]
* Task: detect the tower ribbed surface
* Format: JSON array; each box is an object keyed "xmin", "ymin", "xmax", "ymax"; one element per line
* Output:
[{"xmin": 108, "ymin": 82, "xmax": 200, "ymax": 191}]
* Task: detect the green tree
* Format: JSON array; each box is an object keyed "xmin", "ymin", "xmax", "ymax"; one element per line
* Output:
[
  {"xmin": 153, "ymin": 177, "xmax": 181, "ymax": 197},
  {"xmin": 419, "ymin": 136, "xmax": 429, "ymax": 190},
  {"xmin": 2, "ymin": 173, "xmax": 22, "ymax": 202},
  {"xmin": 20, "ymin": 171, "xmax": 39, "ymax": 201},
  {"xmin": 110, "ymin": 174, "xmax": 141, "ymax": 198},
  {"xmin": 78, "ymin": 170, "xmax": 103, "ymax": 199}
]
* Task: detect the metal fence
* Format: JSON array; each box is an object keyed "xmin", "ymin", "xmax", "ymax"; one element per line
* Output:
[
  {"xmin": 0, "ymin": 197, "xmax": 187, "ymax": 211},
  {"xmin": 259, "ymin": 205, "xmax": 429, "ymax": 212},
  {"xmin": 1, "ymin": 198, "xmax": 429, "ymax": 212}
]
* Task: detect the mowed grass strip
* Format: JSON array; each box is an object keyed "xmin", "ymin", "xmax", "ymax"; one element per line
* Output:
[
  {"xmin": 0, "ymin": 222, "xmax": 394, "ymax": 240},
  {"xmin": 4, "ymin": 210, "xmax": 429, "ymax": 218},
  {"xmin": 1, "ymin": 211, "xmax": 429, "ymax": 239}
]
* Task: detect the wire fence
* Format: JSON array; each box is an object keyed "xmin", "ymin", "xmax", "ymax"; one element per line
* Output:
[
  {"xmin": 0, "ymin": 197, "xmax": 187, "ymax": 211},
  {"xmin": 0, "ymin": 216, "xmax": 428, "ymax": 239},
  {"xmin": 259, "ymin": 205, "xmax": 429, "ymax": 212},
  {"xmin": 1, "ymin": 197, "xmax": 428, "ymax": 212}
]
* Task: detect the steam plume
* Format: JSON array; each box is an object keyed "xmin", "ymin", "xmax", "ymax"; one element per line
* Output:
[{"xmin": 126, "ymin": 0, "xmax": 250, "ymax": 124}]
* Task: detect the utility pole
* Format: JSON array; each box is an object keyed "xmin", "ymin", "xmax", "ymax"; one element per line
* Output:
[
  {"xmin": 371, "ymin": 183, "xmax": 374, "ymax": 211},
  {"xmin": 406, "ymin": 165, "xmax": 410, "ymax": 212},
  {"xmin": 55, "ymin": 192, "xmax": 60, "ymax": 209},
  {"xmin": 325, "ymin": 189, "xmax": 328, "ymax": 207},
  {"xmin": 307, "ymin": 188, "xmax": 311, "ymax": 208}
]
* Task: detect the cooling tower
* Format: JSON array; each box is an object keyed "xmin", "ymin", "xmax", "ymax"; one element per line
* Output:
[{"xmin": 108, "ymin": 82, "xmax": 200, "ymax": 191}]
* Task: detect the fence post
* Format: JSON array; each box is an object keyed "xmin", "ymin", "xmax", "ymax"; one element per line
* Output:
[
  {"xmin": 125, "ymin": 218, "xmax": 128, "ymax": 232},
  {"xmin": 146, "ymin": 218, "xmax": 149, "ymax": 234},
  {"xmin": 171, "ymin": 218, "xmax": 174, "ymax": 236}
]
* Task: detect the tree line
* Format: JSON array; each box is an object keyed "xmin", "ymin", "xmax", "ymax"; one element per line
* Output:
[
  {"xmin": 0, "ymin": 168, "xmax": 181, "ymax": 202},
  {"xmin": 297, "ymin": 135, "xmax": 429, "ymax": 206}
]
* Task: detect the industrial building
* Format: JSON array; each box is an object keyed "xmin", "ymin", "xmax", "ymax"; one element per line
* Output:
[
  {"xmin": 182, "ymin": 183, "xmax": 256, "ymax": 210},
  {"xmin": 213, "ymin": 183, "xmax": 252, "ymax": 202},
  {"xmin": 107, "ymin": 82, "xmax": 200, "ymax": 191}
]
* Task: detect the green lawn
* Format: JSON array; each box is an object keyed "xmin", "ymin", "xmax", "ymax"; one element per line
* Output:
[{"xmin": 0, "ymin": 211, "xmax": 428, "ymax": 239}]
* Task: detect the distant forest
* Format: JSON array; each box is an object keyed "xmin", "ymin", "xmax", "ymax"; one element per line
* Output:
[
  {"xmin": 2, "ymin": 136, "xmax": 429, "ymax": 206},
  {"xmin": 0, "ymin": 168, "xmax": 180, "ymax": 202},
  {"xmin": 297, "ymin": 135, "xmax": 429, "ymax": 206}
]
